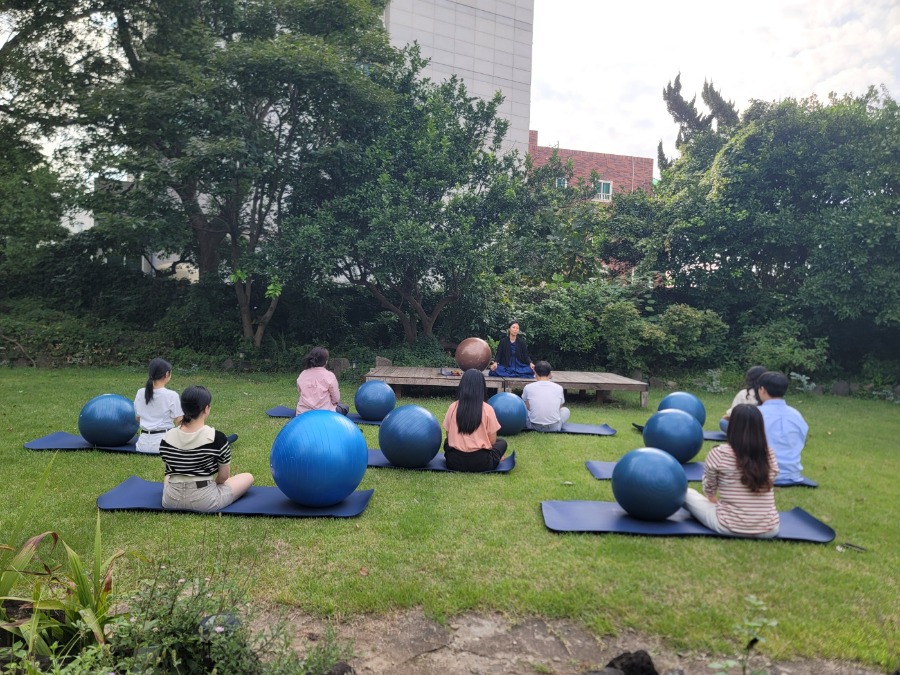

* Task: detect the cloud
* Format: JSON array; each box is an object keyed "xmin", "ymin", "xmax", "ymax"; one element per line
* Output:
[{"xmin": 530, "ymin": 0, "xmax": 900, "ymax": 173}]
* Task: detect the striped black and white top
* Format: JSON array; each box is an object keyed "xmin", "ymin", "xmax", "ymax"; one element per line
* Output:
[{"xmin": 159, "ymin": 426, "xmax": 231, "ymax": 477}]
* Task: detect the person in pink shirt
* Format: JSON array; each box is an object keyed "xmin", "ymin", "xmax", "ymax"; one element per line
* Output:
[
  {"xmin": 442, "ymin": 369, "xmax": 508, "ymax": 472},
  {"xmin": 295, "ymin": 346, "xmax": 349, "ymax": 416}
]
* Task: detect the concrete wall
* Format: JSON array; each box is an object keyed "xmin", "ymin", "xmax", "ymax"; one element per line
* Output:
[{"xmin": 385, "ymin": 0, "xmax": 533, "ymax": 156}]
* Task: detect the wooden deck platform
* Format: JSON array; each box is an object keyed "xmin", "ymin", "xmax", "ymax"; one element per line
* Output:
[{"xmin": 364, "ymin": 366, "xmax": 649, "ymax": 407}]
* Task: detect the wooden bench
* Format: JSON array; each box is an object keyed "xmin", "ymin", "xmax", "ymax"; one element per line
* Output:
[{"xmin": 364, "ymin": 367, "xmax": 649, "ymax": 407}]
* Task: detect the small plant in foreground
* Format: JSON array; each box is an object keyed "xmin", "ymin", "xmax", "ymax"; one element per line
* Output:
[
  {"xmin": 98, "ymin": 561, "xmax": 352, "ymax": 674},
  {"xmin": 708, "ymin": 595, "xmax": 777, "ymax": 675}
]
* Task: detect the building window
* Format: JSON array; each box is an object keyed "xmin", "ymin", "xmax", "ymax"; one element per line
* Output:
[
  {"xmin": 555, "ymin": 176, "xmax": 567, "ymax": 189},
  {"xmin": 593, "ymin": 180, "xmax": 612, "ymax": 202}
]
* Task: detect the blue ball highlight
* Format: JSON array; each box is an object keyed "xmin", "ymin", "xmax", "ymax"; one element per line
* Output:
[
  {"xmin": 642, "ymin": 409, "xmax": 704, "ymax": 464},
  {"xmin": 657, "ymin": 391, "xmax": 707, "ymax": 426},
  {"xmin": 270, "ymin": 410, "xmax": 368, "ymax": 506},
  {"xmin": 612, "ymin": 447, "xmax": 688, "ymax": 521},
  {"xmin": 378, "ymin": 405, "xmax": 442, "ymax": 468},
  {"xmin": 354, "ymin": 380, "xmax": 396, "ymax": 421},
  {"xmin": 487, "ymin": 392, "xmax": 527, "ymax": 436},
  {"xmin": 78, "ymin": 394, "xmax": 139, "ymax": 447}
]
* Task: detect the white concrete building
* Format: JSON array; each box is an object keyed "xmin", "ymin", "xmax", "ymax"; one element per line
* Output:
[{"xmin": 384, "ymin": 0, "xmax": 534, "ymax": 155}]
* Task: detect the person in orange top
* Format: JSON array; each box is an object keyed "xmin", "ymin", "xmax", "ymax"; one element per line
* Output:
[{"xmin": 442, "ymin": 369, "xmax": 508, "ymax": 472}]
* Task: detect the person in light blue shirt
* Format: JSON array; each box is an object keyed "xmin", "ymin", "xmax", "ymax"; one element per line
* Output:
[{"xmin": 757, "ymin": 371, "xmax": 809, "ymax": 484}]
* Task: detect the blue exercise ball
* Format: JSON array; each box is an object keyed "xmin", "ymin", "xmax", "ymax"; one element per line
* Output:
[
  {"xmin": 270, "ymin": 410, "xmax": 368, "ymax": 507},
  {"xmin": 78, "ymin": 394, "xmax": 139, "ymax": 446},
  {"xmin": 487, "ymin": 392, "xmax": 527, "ymax": 436},
  {"xmin": 642, "ymin": 409, "xmax": 704, "ymax": 464},
  {"xmin": 378, "ymin": 405, "xmax": 442, "ymax": 468},
  {"xmin": 354, "ymin": 381, "xmax": 396, "ymax": 421},
  {"xmin": 658, "ymin": 391, "xmax": 707, "ymax": 426},
  {"xmin": 612, "ymin": 447, "xmax": 688, "ymax": 521}
]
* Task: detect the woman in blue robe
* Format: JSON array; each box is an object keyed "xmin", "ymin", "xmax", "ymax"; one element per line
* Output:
[{"xmin": 489, "ymin": 321, "xmax": 535, "ymax": 378}]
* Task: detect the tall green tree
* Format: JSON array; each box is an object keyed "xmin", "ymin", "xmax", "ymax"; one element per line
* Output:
[
  {"xmin": 658, "ymin": 74, "xmax": 737, "ymax": 169},
  {"xmin": 310, "ymin": 58, "xmax": 522, "ymax": 343},
  {"xmin": 650, "ymin": 86, "xmax": 900, "ymax": 362},
  {"xmin": 0, "ymin": 121, "xmax": 69, "ymax": 275},
  {"xmin": 1, "ymin": 0, "xmax": 397, "ymax": 347}
]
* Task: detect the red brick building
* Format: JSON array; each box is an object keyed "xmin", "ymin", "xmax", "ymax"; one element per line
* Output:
[{"xmin": 528, "ymin": 130, "xmax": 654, "ymax": 201}]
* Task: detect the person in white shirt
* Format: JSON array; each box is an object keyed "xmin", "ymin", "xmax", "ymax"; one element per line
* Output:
[
  {"xmin": 521, "ymin": 361, "xmax": 570, "ymax": 432},
  {"xmin": 719, "ymin": 365, "xmax": 766, "ymax": 432},
  {"xmin": 133, "ymin": 357, "xmax": 183, "ymax": 454}
]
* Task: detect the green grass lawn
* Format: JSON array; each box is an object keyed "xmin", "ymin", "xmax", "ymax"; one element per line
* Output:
[{"xmin": 1, "ymin": 367, "xmax": 897, "ymax": 669}]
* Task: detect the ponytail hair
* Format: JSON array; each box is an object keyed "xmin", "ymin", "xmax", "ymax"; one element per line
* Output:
[
  {"xmin": 744, "ymin": 365, "xmax": 766, "ymax": 404},
  {"xmin": 727, "ymin": 404, "xmax": 772, "ymax": 493},
  {"xmin": 180, "ymin": 385, "xmax": 212, "ymax": 424},
  {"xmin": 302, "ymin": 346, "xmax": 329, "ymax": 371},
  {"xmin": 145, "ymin": 357, "xmax": 173, "ymax": 405}
]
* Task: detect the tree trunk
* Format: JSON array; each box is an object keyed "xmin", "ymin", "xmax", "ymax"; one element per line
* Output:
[
  {"xmin": 252, "ymin": 295, "xmax": 280, "ymax": 348},
  {"xmin": 401, "ymin": 313, "xmax": 417, "ymax": 344},
  {"xmin": 195, "ymin": 223, "xmax": 226, "ymax": 277},
  {"xmin": 233, "ymin": 281, "xmax": 255, "ymax": 341}
]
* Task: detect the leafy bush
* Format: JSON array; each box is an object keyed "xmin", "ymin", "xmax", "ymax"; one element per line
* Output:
[
  {"xmin": 94, "ymin": 562, "xmax": 349, "ymax": 675},
  {"xmin": 597, "ymin": 301, "xmax": 668, "ymax": 372},
  {"xmin": 153, "ymin": 280, "xmax": 242, "ymax": 355},
  {"xmin": 0, "ymin": 299, "xmax": 146, "ymax": 367},
  {"xmin": 654, "ymin": 304, "xmax": 728, "ymax": 367},
  {"xmin": 859, "ymin": 354, "xmax": 900, "ymax": 387},
  {"xmin": 741, "ymin": 319, "xmax": 829, "ymax": 373},
  {"xmin": 379, "ymin": 336, "xmax": 453, "ymax": 367}
]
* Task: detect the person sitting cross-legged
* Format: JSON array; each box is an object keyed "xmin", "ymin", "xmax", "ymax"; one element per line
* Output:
[
  {"xmin": 683, "ymin": 404, "xmax": 780, "ymax": 538},
  {"xmin": 521, "ymin": 361, "xmax": 570, "ymax": 432},
  {"xmin": 756, "ymin": 371, "xmax": 810, "ymax": 485}
]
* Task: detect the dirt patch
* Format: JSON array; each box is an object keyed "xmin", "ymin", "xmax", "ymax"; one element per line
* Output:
[{"xmin": 275, "ymin": 607, "xmax": 884, "ymax": 675}]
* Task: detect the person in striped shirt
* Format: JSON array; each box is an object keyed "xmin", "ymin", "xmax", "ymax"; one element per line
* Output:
[
  {"xmin": 684, "ymin": 404, "xmax": 780, "ymax": 538},
  {"xmin": 159, "ymin": 386, "xmax": 254, "ymax": 512}
]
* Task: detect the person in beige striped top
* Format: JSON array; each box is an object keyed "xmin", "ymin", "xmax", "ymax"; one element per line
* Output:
[{"xmin": 684, "ymin": 404, "xmax": 780, "ymax": 538}]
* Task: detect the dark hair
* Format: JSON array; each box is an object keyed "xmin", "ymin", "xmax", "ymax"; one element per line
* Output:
[
  {"xmin": 727, "ymin": 404, "xmax": 772, "ymax": 492},
  {"xmin": 144, "ymin": 357, "xmax": 173, "ymax": 405},
  {"xmin": 180, "ymin": 385, "xmax": 212, "ymax": 424},
  {"xmin": 744, "ymin": 365, "xmax": 766, "ymax": 404},
  {"xmin": 455, "ymin": 369, "xmax": 487, "ymax": 435},
  {"xmin": 534, "ymin": 361, "xmax": 552, "ymax": 377},
  {"xmin": 302, "ymin": 346, "xmax": 329, "ymax": 370},
  {"xmin": 757, "ymin": 371, "xmax": 789, "ymax": 399}
]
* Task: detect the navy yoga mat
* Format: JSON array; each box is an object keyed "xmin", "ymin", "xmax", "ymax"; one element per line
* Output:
[
  {"xmin": 25, "ymin": 431, "xmax": 142, "ymax": 453},
  {"xmin": 25, "ymin": 432, "xmax": 238, "ymax": 454},
  {"xmin": 266, "ymin": 406, "xmax": 382, "ymax": 426},
  {"xmin": 267, "ymin": 405, "xmax": 295, "ymax": 418},
  {"xmin": 586, "ymin": 460, "xmax": 704, "ymax": 481},
  {"xmin": 540, "ymin": 501, "xmax": 835, "ymax": 543},
  {"xmin": 268, "ymin": 406, "xmax": 612, "ymax": 435},
  {"xmin": 97, "ymin": 476, "xmax": 373, "ymax": 517},
  {"xmin": 631, "ymin": 422, "xmax": 726, "ymax": 442},
  {"xmin": 585, "ymin": 460, "xmax": 817, "ymax": 487},
  {"xmin": 367, "ymin": 449, "xmax": 516, "ymax": 473},
  {"xmin": 528, "ymin": 422, "xmax": 616, "ymax": 436}
]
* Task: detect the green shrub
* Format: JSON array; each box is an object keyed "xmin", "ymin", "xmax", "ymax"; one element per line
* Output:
[
  {"xmin": 0, "ymin": 300, "xmax": 146, "ymax": 367},
  {"xmin": 597, "ymin": 301, "xmax": 668, "ymax": 372},
  {"xmin": 153, "ymin": 280, "xmax": 242, "ymax": 355},
  {"xmin": 655, "ymin": 304, "xmax": 729, "ymax": 368},
  {"xmin": 741, "ymin": 319, "xmax": 829, "ymax": 373},
  {"xmin": 859, "ymin": 354, "xmax": 900, "ymax": 387}
]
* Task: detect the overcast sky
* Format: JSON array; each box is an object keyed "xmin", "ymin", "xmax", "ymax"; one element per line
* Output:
[{"xmin": 529, "ymin": 0, "xmax": 899, "ymax": 174}]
